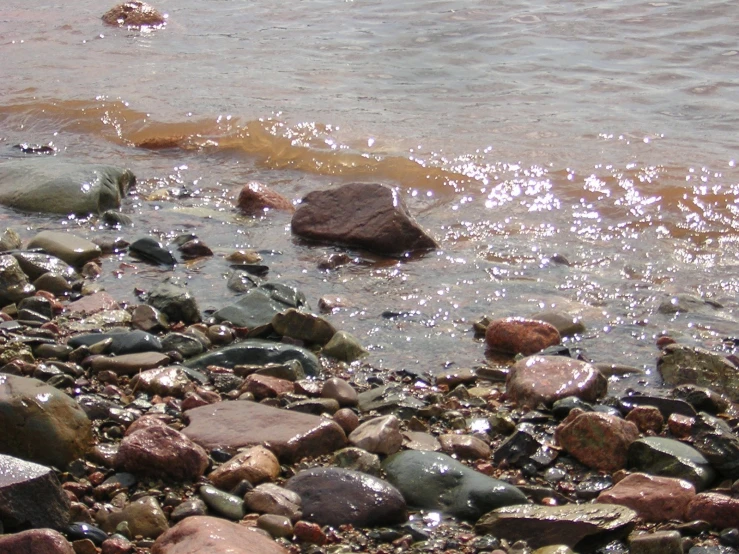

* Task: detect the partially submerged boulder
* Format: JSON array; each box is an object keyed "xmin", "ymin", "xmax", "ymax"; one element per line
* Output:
[{"xmin": 102, "ymin": 1, "xmax": 166, "ymax": 28}]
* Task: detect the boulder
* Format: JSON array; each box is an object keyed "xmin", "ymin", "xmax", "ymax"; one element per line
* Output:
[
  {"xmin": 0, "ymin": 528, "xmax": 74, "ymax": 554},
  {"xmin": 485, "ymin": 318, "xmax": 561, "ymax": 356},
  {"xmin": 596, "ymin": 472, "xmax": 695, "ymax": 522},
  {"xmin": 0, "ymin": 160, "xmax": 133, "ymax": 216},
  {"xmin": 658, "ymin": 344, "xmax": 739, "ymax": 402},
  {"xmin": 237, "ymin": 181, "xmax": 294, "ymax": 214},
  {"xmin": 102, "ymin": 1, "xmax": 166, "ymax": 28},
  {"xmin": 291, "ymin": 183, "xmax": 438, "ymax": 257}
]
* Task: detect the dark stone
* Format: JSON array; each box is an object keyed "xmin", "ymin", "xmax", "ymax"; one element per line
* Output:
[
  {"xmin": 213, "ymin": 282, "xmax": 307, "ymax": 330},
  {"xmin": 129, "ymin": 237, "xmax": 177, "ymax": 266},
  {"xmin": 628, "ymin": 436, "xmax": 716, "ymax": 490},
  {"xmin": 67, "ymin": 330, "xmax": 162, "ymax": 355},
  {"xmin": 690, "ymin": 412, "xmax": 739, "ymax": 480},
  {"xmin": 65, "ymin": 522, "xmax": 107, "ymax": 545},
  {"xmin": 146, "ymin": 279, "xmax": 201, "ymax": 324},
  {"xmin": 619, "ymin": 395, "xmax": 697, "ymax": 418}
]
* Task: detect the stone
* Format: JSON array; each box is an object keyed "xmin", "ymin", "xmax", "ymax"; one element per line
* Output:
[
  {"xmin": 439, "ymin": 434, "xmax": 492, "ymax": 460},
  {"xmin": 628, "ymin": 436, "xmax": 716, "ymax": 491},
  {"xmin": 530, "ymin": 311, "xmax": 586, "ymax": 337},
  {"xmin": 213, "ymin": 282, "xmax": 306, "ymax": 330},
  {"xmin": 99, "ymin": 496, "xmax": 168, "ymax": 539},
  {"xmin": 625, "ymin": 405, "xmax": 664, "ymax": 434},
  {"xmin": 67, "ymin": 330, "xmax": 162, "ymax": 356},
  {"xmin": 686, "ymin": 493, "xmax": 739, "ymax": 529},
  {"xmin": 629, "ymin": 531, "xmax": 684, "ymax": 554},
  {"xmin": 0, "ymin": 228, "xmax": 21, "ymax": 252},
  {"xmin": 237, "ymin": 181, "xmax": 294, "ymax": 214},
  {"xmin": 333, "ymin": 446, "xmax": 382, "ymax": 475},
  {"xmin": 673, "ymin": 384, "xmax": 731, "ymax": 414},
  {"xmin": 291, "ymin": 182, "xmax": 438, "ymax": 256},
  {"xmin": 129, "ymin": 367, "xmax": 194, "ymax": 397},
  {"xmin": 207, "ymin": 446, "xmax": 280, "ymax": 491},
  {"xmin": 146, "ymin": 280, "xmax": 201, "ymax": 324},
  {"xmin": 285, "ymin": 467, "xmax": 407, "ymax": 527},
  {"xmin": 403, "ymin": 431, "xmax": 442, "ymax": 451},
  {"xmin": 183, "ymin": 400, "xmax": 346, "ymax": 462},
  {"xmin": 555, "ymin": 410, "xmax": 639, "ymax": 472},
  {"xmin": 91, "ymin": 352, "xmax": 170, "ymax": 376},
  {"xmin": 65, "ymin": 291, "xmax": 120, "ymax": 316},
  {"xmin": 285, "ymin": 398, "xmax": 340, "ymax": 415},
  {"xmin": 620, "ymin": 395, "xmax": 697, "ymax": 418},
  {"xmin": 0, "ymin": 454, "xmax": 71, "ymax": 530},
  {"xmin": 257, "ymin": 514, "xmax": 293, "ymax": 539},
  {"xmin": 115, "ymin": 425, "xmax": 209, "ymax": 481},
  {"xmin": 170, "ymin": 498, "xmax": 207, "ymax": 522},
  {"xmin": 244, "ymin": 483, "xmax": 302, "ymax": 521},
  {"xmin": 12, "ymin": 251, "xmax": 80, "ymax": 283},
  {"xmin": 293, "ymin": 520, "xmax": 326, "ymax": 545},
  {"xmin": 658, "ymin": 344, "xmax": 739, "ymax": 402},
  {"xmin": 689, "ymin": 412, "xmax": 739, "ymax": 480},
  {"xmin": 152, "ymin": 516, "xmax": 287, "ymax": 554},
  {"xmin": 131, "ymin": 304, "xmax": 168, "ymax": 333},
  {"xmin": 186, "ymin": 339, "xmax": 321, "ymax": 377},
  {"xmin": 161, "ymin": 332, "xmax": 205, "ymax": 358},
  {"xmin": 241, "ymin": 374, "xmax": 294, "ymax": 400},
  {"xmin": 0, "ymin": 528, "xmax": 75, "ymax": 554},
  {"xmin": 26, "ymin": 231, "xmax": 101, "ymax": 267},
  {"xmin": 271, "ymin": 308, "xmax": 336, "ymax": 345},
  {"xmin": 382, "ymin": 450, "xmax": 528, "ymax": 521},
  {"xmin": 333, "ymin": 408, "xmax": 360, "ymax": 434},
  {"xmin": 348, "ymin": 415, "xmax": 403, "ymax": 455},
  {"xmin": 0, "ymin": 254, "xmax": 35, "ymax": 306},
  {"xmin": 129, "ymin": 237, "xmax": 177, "ymax": 266},
  {"xmin": 507, "ymin": 355, "xmax": 607, "ymax": 409},
  {"xmin": 597, "ymin": 472, "xmax": 695, "ymax": 522},
  {"xmin": 475, "ymin": 503, "xmax": 637, "ymax": 549},
  {"xmin": 0, "ymin": 160, "xmax": 133, "ymax": 216},
  {"xmin": 322, "ymin": 330, "xmax": 368, "ymax": 362},
  {"xmin": 485, "ymin": 318, "xmax": 561, "ymax": 356},
  {"xmin": 321, "ymin": 377, "xmax": 359, "ymax": 407},
  {"xmin": 198, "ymin": 484, "xmax": 245, "ymax": 520},
  {"xmin": 658, "ymin": 293, "xmax": 721, "ymax": 314},
  {"xmin": 0, "ymin": 374, "xmax": 92, "ymax": 468},
  {"xmin": 102, "ymin": 1, "xmax": 166, "ymax": 28}
]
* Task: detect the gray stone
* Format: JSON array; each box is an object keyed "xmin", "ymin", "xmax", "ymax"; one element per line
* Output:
[
  {"xmin": 26, "ymin": 231, "xmax": 101, "ymax": 266},
  {"xmin": 170, "ymin": 498, "xmax": 207, "ymax": 522},
  {"xmin": 0, "ymin": 254, "xmax": 35, "ymax": 306},
  {"xmin": 244, "ymin": 483, "xmax": 302, "ymax": 521},
  {"xmin": 323, "ymin": 330, "xmax": 368, "ymax": 362},
  {"xmin": 198, "ymin": 484, "xmax": 246, "ymax": 521},
  {"xmin": 271, "ymin": 308, "xmax": 336, "ymax": 345},
  {"xmin": 629, "ymin": 530, "xmax": 684, "ymax": 554},
  {"xmin": 658, "ymin": 344, "xmax": 739, "ymax": 402},
  {"xmin": 348, "ymin": 415, "xmax": 403, "ymax": 455},
  {"xmin": 658, "ymin": 293, "xmax": 721, "ymax": 315},
  {"xmin": 11, "ymin": 251, "xmax": 80, "ymax": 283},
  {"xmin": 214, "ymin": 282, "xmax": 306, "ymax": 330},
  {"xmin": 628, "ymin": 436, "xmax": 716, "ymax": 491},
  {"xmin": 690, "ymin": 412, "xmax": 739, "ymax": 480},
  {"xmin": 333, "ymin": 447, "xmax": 382, "ymax": 475},
  {"xmin": 161, "ymin": 332, "xmax": 205, "ymax": 358},
  {"xmin": 530, "ymin": 311, "xmax": 586, "ymax": 337},
  {"xmin": 0, "ymin": 228, "xmax": 21, "ymax": 252},
  {"xmin": 357, "ymin": 383, "xmax": 426, "ymax": 415},
  {"xmin": 146, "ymin": 280, "xmax": 201, "ymax": 325},
  {"xmin": 67, "ymin": 330, "xmax": 162, "ymax": 355},
  {"xmin": 99, "ymin": 496, "xmax": 168, "ymax": 539},
  {"xmin": 0, "ymin": 454, "xmax": 71, "ymax": 531},
  {"xmin": 382, "ymin": 450, "xmax": 528, "ymax": 521}
]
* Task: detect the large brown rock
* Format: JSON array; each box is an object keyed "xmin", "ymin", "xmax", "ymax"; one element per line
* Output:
[
  {"xmin": 0, "ymin": 454, "xmax": 71, "ymax": 531},
  {"xmin": 506, "ymin": 355, "xmax": 607, "ymax": 409},
  {"xmin": 237, "ymin": 182, "xmax": 294, "ymax": 214},
  {"xmin": 0, "ymin": 528, "xmax": 74, "ymax": 554},
  {"xmin": 485, "ymin": 317, "xmax": 561, "ymax": 356},
  {"xmin": 291, "ymin": 183, "xmax": 438, "ymax": 257},
  {"xmin": 102, "ymin": 1, "xmax": 166, "ymax": 28},
  {"xmin": 555, "ymin": 410, "xmax": 640, "ymax": 472},
  {"xmin": 597, "ymin": 472, "xmax": 695, "ymax": 522},
  {"xmin": 152, "ymin": 515, "xmax": 287, "ymax": 554},
  {"xmin": 183, "ymin": 400, "xmax": 347, "ymax": 462},
  {"xmin": 685, "ymin": 492, "xmax": 739, "ymax": 529},
  {"xmin": 207, "ymin": 446, "xmax": 280, "ymax": 491},
  {"xmin": 0, "ymin": 375, "xmax": 92, "ymax": 468}
]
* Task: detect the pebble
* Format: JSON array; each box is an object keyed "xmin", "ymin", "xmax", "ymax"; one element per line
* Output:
[
  {"xmin": 257, "ymin": 514, "xmax": 293, "ymax": 539},
  {"xmin": 485, "ymin": 317, "xmax": 561, "ymax": 356},
  {"xmin": 198, "ymin": 484, "xmax": 246, "ymax": 521},
  {"xmin": 207, "ymin": 445, "xmax": 280, "ymax": 491},
  {"xmin": 348, "ymin": 415, "xmax": 403, "ymax": 455},
  {"xmin": 321, "ymin": 377, "xmax": 359, "ymax": 407}
]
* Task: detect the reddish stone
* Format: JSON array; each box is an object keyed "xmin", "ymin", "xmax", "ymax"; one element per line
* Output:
[
  {"xmin": 91, "ymin": 351, "xmax": 170, "ymax": 376},
  {"xmin": 555, "ymin": 410, "xmax": 640, "ymax": 472},
  {"xmin": 101, "ymin": 536, "xmax": 135, "ymax": 554},
  {"xmin": 438, "ymin": 434, "xmax": 491, "ymax": 460},
  {"xmin": 321, "ymin": 377, "xmax": 359, "ymax": 407},
  {"xmin": 625, "ymin": 406, "xmax": 664, "ymax": 434},
  {"xmin": 124, "ymin": 414, "xmax": 169, "ymax": 436},
  {"xmin": 241, "ymin": 374, "xmax": 294, "ymax": 400},
  {"xmin": 151, "ymin": 516, "xmax": 288, "ymax": 554},
  {"xmin": 237, "ymin": 182, "xmax": 294, "ymax": 215},
  {"xmin": 506, "ymin": 355, "xmax": 607, "ymax": 409},
  {"xmin": 65, "ymin": 291, "xmax": 120, "ymax": 315},
  {"xmin": 485, "ymin": 318, "xmax": 561, "ymax": 356},
  {"xmin": 291, "ymin": 183, "xmax": 438, "ymax": 257},
  {"xmin": 597, "ymin": 472, "xmax": 695, "ymax": 522},
  {"xmin": 333, "ymin": 408, "xmax": 360, "ymax": 434},
  {"xmin": 293, "ymin": 520, "xmax": 327, "ymax": 545},
  {"xmin": 685, "ymin": 492, "xmax": 739, "ymax": 529},
  {"xmin": 0, "ymin": 528, "xmax": 74, "ymax": 554},
  {"xmin": 656, "ymin": 336, "xmax": 676, "ymax": 348},
  {"xmin": 667, "ymin": 413, "xmax": 694, "ymax": 438},
  {"xmin": 208, "ymin": 446, "xmax": 281, "ymax": 491}
]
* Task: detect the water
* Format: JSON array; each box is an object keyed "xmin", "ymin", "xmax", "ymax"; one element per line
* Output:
[{"xmin": 1, "ymin": 0, "xmax": 739, "ymax": 392}]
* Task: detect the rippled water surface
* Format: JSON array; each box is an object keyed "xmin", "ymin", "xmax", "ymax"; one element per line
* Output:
[{"xmin": 1, "ymin": 0, "xmax": 739, "ymax": 392}]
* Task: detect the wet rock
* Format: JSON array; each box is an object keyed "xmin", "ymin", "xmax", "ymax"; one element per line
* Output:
[
  {"xmin": 322, "ymin": 330, "xmax": 368, "ymax": 362},
  {"xmin": 285, "ymin": 398, "xmax": 340, "ymax": 415},
  {"xmin": 0, "ymin": 228, "xmax": 21, "ymax": 252},
  {"xmin": 271, "ymin": 308, "xmax": 336, "ymax": 345},
  {"xmin": 213, "ymin": 282, "xmax": 306, "ymax": 330},
  {"xmin": 686, "ymin": 492, "xmax": 739, "ymax": 529},
  {"xmin": 0, "ymin": 528, "xmax": 74, "ymax": 554},
  {"xmin": 186, "ymin": 339, "xmax": 321, "ymax": 377},
  {"xmin": 597, "ymin": 472, "xmax": 696, "ymax": 522},
  {"xmin": 65, "ymin": 291, "xmax": 120, "ymax": 316},
  {"xmin": 658, "ymin": 293, "xmax": 721, "ymax": 314},
  {"xmin": 439, "ymin": 433, "xmax": 492, "ymax": 460},
  {"xmin": 102, "ymin": 1, "xmax": 166, "ymax": 28},
  {"xmin": 183, "ymin": 400, "xmax": 347, "ymax": 462},
  {"xmin": 0, "ymin": 254, "xmax": 35, "ymax": 306},
  {"xmin": 170, "ymin": 498, "xmax": 207, "ymax": 522},
  {"xmin": 552, "ymin": 396, "xmax": 594, "ymax": 419},
  {"xmin": 348, "ymin": 414, "xmax": 403, "ymax": 455},
  {"xmin": 146, "ymin": 279, "xmax": 201, "ymax": 324},
  {"xmin": 257, "ymin": 514, "xmax": 293, "ymax": 539},
  {"xmin": 129, "ymin": 367, "xmax": 195, "ymax": 397},
  {"xmin": 321, "ymin": 377, "xmax": 359, "ymax": 407},
  {"xmin": 555, "ymin": 410, "xmax": 639, "ymax": 472},
  {"xmin": 0, "ymin": 160, "xmax": 133, "ymax": 216},
  {"xmin": 151, "ymin": 516, "xmax": 288, "ymax": 554},
  {"xmin": 68, "ymin": 330, "xmax": 162, "ymax": 355},
  {"xmin": 91, "ymin": 352, "xmax": 170, "ymax": 376},
  {"xmin": 241, "ymin": 374, "xmax": 294, "ymax": 399},
  {"xmin": 237, "ymin": 181, "xmax": 294, "ymax": 214},
  {"xmin": 629, "ymin": 530, "xmax": 683, "ymax": 554},
  {"xmin": 0, "ymin": 374, "xmax": 92, "ymax": 468},
  {"xmin": 689, "ymin": 412, "xmax": 739, "ymax": 480},
  {"xmin": 160, "ymin": 332, "xmax": 205, "ymax": 358},
  {"xmin": 285, "ymin": 467, "xmax": 407, "ymax": 527},
  {"xmin": 65, "ymin": 523, "xmax": 108, "ymax": 545},
  {"xmin": 530, "ymin": 311, "xmax": 586, "ymax": 337},
  {"xmin": 129, "ymin": 237, "xmax": 177, "ymax": 266},
  {"xmin": 382, "ymin": 450, "xmax": 528, "ymax": 521},
  {"xmin": 12, "ymin": 251, "xmax": 80, "ymax": 283},
  {"xmin": 291, "ymin": 182, "xmax": 438, "ymax": 256},
  {"xmin": 131, "ymin": 305, "xmax": 169, "ymax": 333},
  {"xmin": 115, "ymin": 425, "xmax": 209, "ymax": 481},
  {"xmin": 27, "ymin": 231, "xmax": 101, "ymax": 267},
  {"xmin": 625, "ymin": 405, "xmax": 664, "ymax": 434},
  {"xmin": 620, "ymin": 394, "xmax": 697, "ymax": 418},
  {"xmin": 673, "ymin": 384, "xmax": 731, "ymax": 414},
  {"xmin": 628, "ymin": 436, "xmax": 716, "ymax": 491},
  {"xmin": 99, "ymin": 496, "xmax": 168, "ymax": 539},
  {"xmin": 402, "ymin": 431, "xmax": 442, "ymax": 451},
  {"xmin": 485, "ymin": 318, "xmax": 561, "ymax": 356},
  {"xmin": 492, "ymin": 422, "xmax": 557, "ymax": 468},
  {"xmin": 178, "ymin": 239, "xmax": 213, "ymax": 260},
  {"xmin": 0, "ymin": 454, "xmax": 71, "ymax": 530},
  {"xmin": 507, "ymin": 355, "xmax": 607, "ymax": 409},
  {"xmin": 333, "ymin": 446, "xmax": 382, "ymax": 475},
  {"xmin": 244, "ymin": 483, "xmax": 302, "ymax": 521},
  {"xmin": 357, "ymin": 383, "xmax": 426, "ymax": 415},
  {"xmin": 475, "ymin": 503, "xmax": 637, "ymax": 550},
  {"xmin": 658, "ymin": 344, "xmax": 739, "ymax": 402},
  {"xmin": 198, "ymin": 484, "xmax": 245, "ymax": 520},
  {"xmin": 207, "ymin": 445, "xmax": 280, "ymax": 491}
]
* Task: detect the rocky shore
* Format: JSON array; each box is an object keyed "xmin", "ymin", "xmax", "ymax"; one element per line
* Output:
[{"xmin": 0, "ymin": 158, "xmax": 738, "ymax": 554}]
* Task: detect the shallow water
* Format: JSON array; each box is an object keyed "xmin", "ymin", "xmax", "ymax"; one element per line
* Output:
[{"xmin": 1, "ymin": 0, "xmax": 739, "ymax": 393}]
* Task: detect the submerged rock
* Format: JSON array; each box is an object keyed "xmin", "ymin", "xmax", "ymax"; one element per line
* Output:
[
  {"xmin": 658, "ymin": 344, "xmax": 739, "ymax": 402},
  {"xmin": 102, "ymin": 1, "xmax": 166, "ymax": 28},
  {"xmin": 26, "ymin": 231, "xmax": 101, "ymax": 267},
  {"xmin": 214, "ymin": 282, "xmax": 306, "ymax": 330},
  {"xmin": 237, "ymin": 181, "xmax": 294, "ymax": 214},
  {"xmin": 485, "ymin": 317, "xmax": 561, "ymax": 356}
]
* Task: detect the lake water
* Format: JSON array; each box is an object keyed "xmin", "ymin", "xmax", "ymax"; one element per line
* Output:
[{"xmin": 1, "ymin": 0, "xmax": 738, "ymax": 393}]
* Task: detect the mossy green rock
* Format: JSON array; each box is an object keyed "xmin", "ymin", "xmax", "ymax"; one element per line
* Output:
[{"xmin": 382, "ymin": 450, "xmax": 528, "ymax": 521}]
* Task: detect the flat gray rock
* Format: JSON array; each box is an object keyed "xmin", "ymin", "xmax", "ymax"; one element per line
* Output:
[
  {"xmin": 213, "ymin": 282, "xmax": 307, "ymax": 330},
  {"xmin": 26, "ymin": 231, "xmax": 101, "ymax": 267},
  {"xmin": 628, "ymin": 436, "xmax": 716, "ymax": 491}
]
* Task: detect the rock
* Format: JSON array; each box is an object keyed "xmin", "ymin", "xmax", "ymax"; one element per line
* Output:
[
  {"xmin": 26, "ymin": 231, "xmax": 101, "ymax": 267},
  {"xmin": 131, "ymin": 305, "xmax": 168, "ymax": 333},
  {"xmin": 271, "ymin": 308, "xmax": 336, "ymax": 345},
  {"xmin": 555, "ymin": 410, "xmax": 639, "ymax": 472},
  {"xmin": 658, "ymin": 293, "xmax": 721, "ymax": 314},
  {"xmin": 65, "ymin": 291, "xmax": 120, "ymax": 316},
  {"xmin": 12, "ymin": 251, "xmax": 80, "ymax": 283},
  {"xmin": 0, "ymin": 254, "xmax": 35, "ymax": 306},
  {"xmin": 658, "ymin": 344, "xmax": 739, "ymax": 402},
  {"xmin": 0, "ymin": 528, "xmax": 75, "ymax": 554},
  {"xmin": 485, "ymin": 318, "xmax": 561, "ymax": 356},
  {"xmin": 170, "ymin": 498, "xmax": 207, "ymax": 522},
  {"xmin": 257, "ymin": 514, "xmax": 293, "ymax": 539},
  {"xmin": 183, "ymin": 400, "xmax": 347, "ymax": 462},
  {"xmin": 686, "ymin": 492, "xmax": 739, "ymax": 529},
  {"xmin": 321, "ymin": 377, "xmax": 358, "ymax": 407},
  {"xmin": 475, "ymin": 503, "xmax": 637, "ymax": 549},
  {"xmin": 382, "ymin": 450, "xmax": 528, "ymax": 521},
  {"xmin": 620, "ymin": 395, "xmax": 697, "ymax": 418},
  {"xmin": 597, "ymin": 472, "xmax": 696, "ymax": 522},
  {"xmin": 322, "ymin": 330, "xmax": 368, "ymax": 362},
  {"xmin": 629, "ymin": 531, "xmax": 684, "ymax": 554},
  {"xmin": 198, "ymin": 484, "xmax": 245, "ymax": 520},
  {"xmin": 628, "ymin": 436, "xmax": 716, "ymax": 491},
  {"xmin": 291, "ymin": 182, "xmax": 438, "ymax": 257},
  {"xmin": 357, "ymin": 383, "xmax": 426, "ymax": 415},
  {"xmin": 151, "ymin": 516, "xmax": 288, "ymax": 554},
  {"xmin": 244, "ymin": 483, "xmax": 302, "ymax": 521},
  {"xmin": 689, "ymin": 412, "xmax": 739, "ymax": 480},
  {"xmin": 0, "ymin": 160, "xmax": 134, "ymax": 216},
  {"xmin": 0, "ymin": 374, "xmax": 92, "ymax": 468},
  {"xmin": 507, "ymin": 356, "xmax": 607, "ymax": 409},
  {"xmin": 91, "ymin": 352, "xmax": 170, "ymax": 376},
  {"xmin": 115, "ymin": 425, "xmax": 209, "ymax": 480},
  {"xmin": 439, "ymin": 434, "xmax": 492, "ymax": 460},
  {"xmin": 285, "ymin": 467, "xmax": 407, "ymax": 527},
  {"xmin": 492, "ymin": 422, "xmax": 558, "ymax": 468},
  {"xmin": 102, "ymin": 1, "xmax": 166, "ymax": 28},
  {"xmin": 403, "ymin": 431, "xmax": 442, "ymax": 451},
  {"xmin": 161, "ymin": 332, "xmax": 205, "ymax": 358},
  {"xmin": 673, "ymin": 384, "xmax": 731, "ymax": 414},
  {"xmin": 0, "ymin": 454, "xmax": 71, "ymax": 530},
  {"xmin": 129, "ymin": 367, "xmax": 194, "ymax": 397},
  {"xmin": 0, "ymin": 228, "xmax": 21, "ymax": 252},
  {"xmin": 348, "ymin": 415, "xmax": 403, "ymax": 455},
  {"xmin": 67, "ymin": 330, "xmax": 162, "ymax": 355},
  {"xmin": 100, "ymin": 496, "xmax": 168, "ymax": 539},
  {"xmin": 129, "ymin": 237, "xmax": 177, "ymax": 266},
  {"xmin": 66, "ymin": 523, "xmax": 108, "ymax": 545},
  {"xmin": 333, "ymin": 446, "xmax": 382, "ymax": 475},
  {"xmin": 178, "ymin": 239, "xmax": 213, "ymax": 260},
  {"xmin": 293, "ymin": 520, "xmax": 326, "ymax": 545},
  {"xmin": 207, "ymin": 445, "xmax": 280, "ymax": 491},
  {"xmin": 213, "ymin": 282, "xmax": 306, "ymax": 330},
  {"xmin": 625, "ymin": 405, "xmax": 664, "ymax": 434},
  {"xmin": 333, "ymin": 408, "xmax": 360, "ymax": 434},
  {"xmin": 241, "ymin": 374, "xmax": 294, "ymax": 400},
  {"xmin": 530, "ymin": 311, "xmax": 585, "ymax": 337},
  {"xmin": 146, "ymin": 280, "xmax": 201, "ymax": 324},
  {"xmin": 186, "ymin": 339, "xmax": 321, "ymax": 377},
  {"xmin": 237, "ymin": 182, "xmax": 294, "ymax": 214}
]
